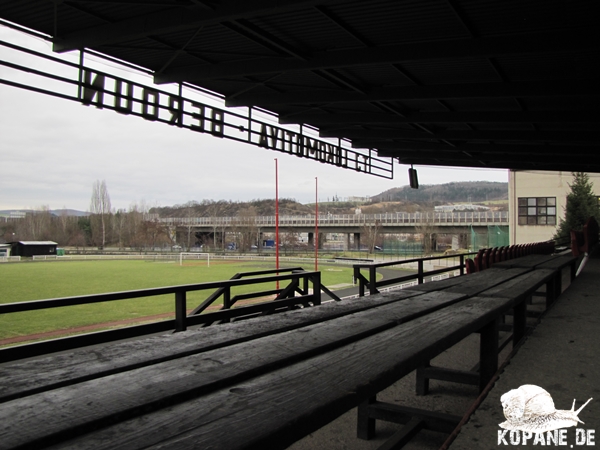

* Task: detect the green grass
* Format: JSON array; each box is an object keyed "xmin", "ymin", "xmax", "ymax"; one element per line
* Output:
[{"xmin": 0, "ymin": 259, "xmax": 355, "ymax": 342}]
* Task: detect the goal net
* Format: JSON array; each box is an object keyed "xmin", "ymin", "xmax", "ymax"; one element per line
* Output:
[{"xmin": 179, "ymin": 252, "xmax": 210, "ymax": 267}]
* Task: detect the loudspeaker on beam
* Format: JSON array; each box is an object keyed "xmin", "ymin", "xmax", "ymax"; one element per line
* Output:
[{"xmin": 409, "ymin": 167, "xmax": 419, "ymax": 189}]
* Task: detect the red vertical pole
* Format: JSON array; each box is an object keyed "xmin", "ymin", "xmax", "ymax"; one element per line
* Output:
[
  {"xmin": 275, "ymin": 158, "xmax": 280, "ymax": 290},
  {"xmin": 315, "ymin": 177, "xmax": 318, "ymax": 272}
]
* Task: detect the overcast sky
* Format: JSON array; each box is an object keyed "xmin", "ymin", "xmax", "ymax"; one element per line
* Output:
[{"xmin": 0, "ymin": 25, "xmax": 508, "ymax": 213}]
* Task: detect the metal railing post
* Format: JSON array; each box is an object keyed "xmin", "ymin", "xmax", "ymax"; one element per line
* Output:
[
  {"xmin": 313, "ymin": 272, "xmax": 322, "ymax": 305},
  {"xmin": 222, "ymin": 287, "xmax": 231, "ymax": 323},
  {"xmin": 369, "ymin": 265, "xmax": 378, "ymax": 295},
  {"xmin": 459, "ymin": 254, "xmax": 465, "ymax": 276},
  {"xmin": 354, "ymin": 266, "xmax": 365, "ymax": 297},
  {"xmin": 175, "ymin": 290, "xmax": 187, "ymax": 332},
  {"xmin": 418, "ymin": 260, "xmax": 424, "ymax": 284}
]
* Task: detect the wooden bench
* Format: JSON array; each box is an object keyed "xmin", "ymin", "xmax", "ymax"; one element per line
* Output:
[
  {"xmin": 493, "ymin": 253, "xmax": 577, "ymax": 299},
  {"xmin": 0, "ymin": 261, "xmax": 570, "ymax": 450},
  {"xmin": 0, "ymin": 288, "xmax": 430, "ymax": 403},
  {"xmin": 0, "ymin": 293, "xmax": 519, "ymax": 450}
]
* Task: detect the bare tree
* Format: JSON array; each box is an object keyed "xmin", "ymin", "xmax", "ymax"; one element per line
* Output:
[
  {"xmin": 281, "ymin": 228, "xmax": 300, "ymax": 255},
  {"xmin": 361, "ymin": 219, "xmax": 382, "ymax": 254},
  {"xmin": 17, "ymin": 206, "xmax": 52, "ymax": 241},
  {"xmin": 415, "ymin": 209, "xmax": 438, "ymax": 255},
  {"xmin": 89, "ymin": 180, "xmax": 112, "ymax": 249},
  {"xmin": 123, "ymin": 202, "xmax": 145, "ymax": 250},
  {"xmin": 112, "ymin": 209, "xmax": 127, "ymax": 249},
  {"xmin": 231, "ymin": 206, "xmax": 258, "ymax": 252},
  {"xmin": 204, "ymin": 200, "xmax": 229, "ymax": 251},
  {"xmin": 138, "ymin": 219, "xmax": 170, "ymax": 250}
]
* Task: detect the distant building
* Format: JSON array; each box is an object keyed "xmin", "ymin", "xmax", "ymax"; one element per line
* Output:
[
  {"xmin": 347, "ymin": 196, "xmax": 370, "ymax": 204},
  {"xmin": 10, "ymin": 241, "xmax": 58, "ymax": 257},
  {"xmin": 508, "ymin": 170, "xmax": 600, "ymax": 245},
  {"xmin": 435, "ymin": 204, "xmax": 490, "ymax": 212},
  {"xmin": 0, "ymin": 244, "xmax": 11, "ymax": 258}
]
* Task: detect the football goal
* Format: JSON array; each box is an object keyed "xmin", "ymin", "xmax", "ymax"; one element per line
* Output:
[{"xmin": 179, "ymin": 252, "xmax": 210, "ymax": 267}]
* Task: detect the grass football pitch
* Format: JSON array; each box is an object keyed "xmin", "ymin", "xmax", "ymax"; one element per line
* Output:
[{"xmin": 0, "ymin": 259, "xmax": 355, "ymax": 344}]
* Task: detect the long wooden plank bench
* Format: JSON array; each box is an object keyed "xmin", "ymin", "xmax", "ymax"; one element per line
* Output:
[
  {"xmin": 412, "ymin": 268, "xmax": 556, "ymax": 399},
  {"xmin": 359, "ymin": 266, "xmax": 558, "ymax": 445},
  {"xmin": 405, "ymin": 267, "xmax": 531, "ymax": 296},
  {"xmin": 0, "ymin": 288, "xmax": 434, "ymax": 403},
  {"xmin": 0, "ymin": 260, "xmax": 568, "ymax": 450},
  {"xmin": 0, "ymin": 294, "xmax": 519, "ymax": 450},
  {"xmin": 0, "ymin": 289, "xmax": 473, "ymax": 449},
  {"xmin": 492, "ymin": 254, "xmax": 577, "ymax": 300}
]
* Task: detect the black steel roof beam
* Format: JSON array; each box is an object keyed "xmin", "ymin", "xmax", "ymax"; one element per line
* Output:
[
  {"xmin": 361, "ymin": 141, "xmax": 599, "ymax": 156},
  {"xmin": 386, "ymin": 155, "xmax": 600, "ymax": 172},
  {"xmin": 221, "ymin": 19, "xmax": 307, "ymax": 60},
  {"xmin": 313, "ymin": 5, "xmax": 373, "ymax": 47},
  {"xmin": 238, "ymin": 80, "xmax": 596, "ymax": 106},
  {"xmin": 156, "ymin": 25, "xmax": 204, "ymax": 74},
  {"xmin": 311, "ymin": 70, "xmax": 367, "ymax": 94},
  {"xmin": 278, "ymin": 110, "xmax": 600, "ymax": 125},
  {"xmin": 225, "ymin": 73, "xmax": 287, "ymax": 100},
  {"xmin": 379, "ymin": 148, "xmax": 597, "ymax": 164},
  {"xmin": 54, "ymin": 0, "xmax": 343, "ymax": 52},
  {"xmin": 156, "ymin": 30, "xmax": 598, "ymax": 82},
  {"xmin": 319, "ymin": 128, "xmax": 600, "ymax": 143},
  {"xmin": 59, "ymin": 0, "xmax": 215, "ymax": 67},
  {"xmin": 62, "ymin": 1, "xmax": 206, "ymax": 5},
  {"xmin": 444, "ymin": 0, "xmax": 478, "ymax": 38}
]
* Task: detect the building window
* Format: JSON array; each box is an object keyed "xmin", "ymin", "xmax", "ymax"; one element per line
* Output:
[{"xmin": 518, "ymin": 197, "xmax": 556, "ymax": 225}]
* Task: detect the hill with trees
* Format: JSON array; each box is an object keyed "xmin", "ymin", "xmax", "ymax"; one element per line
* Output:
[
  {"xmin": 153, "ymin": 181, "xmax": 508, "ymax": 217},
  {"xmin": 371, "ymin": 181, "xmax": 507, "ymax": 204},
  {"xmin": 2, "ymin": 181, "xmax": 507, "ymax": 248}
]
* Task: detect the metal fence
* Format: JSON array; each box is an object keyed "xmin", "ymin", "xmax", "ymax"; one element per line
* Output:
[{"xmin": 159, "ymin": 211, "xmax": 509, "ymax": 227}]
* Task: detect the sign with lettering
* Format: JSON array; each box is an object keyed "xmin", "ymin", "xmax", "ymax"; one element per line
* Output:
[{"xmin": 0, "ymin": 38, "xmax": 393, "ymax": 179}]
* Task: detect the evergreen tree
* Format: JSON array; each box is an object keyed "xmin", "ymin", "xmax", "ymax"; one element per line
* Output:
[{"xmin": 554, "ymin": 172, "xmax": 600, "ymax": 241}]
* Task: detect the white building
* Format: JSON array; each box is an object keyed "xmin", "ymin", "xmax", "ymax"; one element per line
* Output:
[{"xmin": 508, "ymin": 170, "xmax": 600, "ymax": 245}]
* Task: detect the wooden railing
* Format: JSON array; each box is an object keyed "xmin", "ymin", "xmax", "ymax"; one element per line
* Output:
[
  {"xmin": 0, "ymin": 268, "xmax": 325, "ymax": 362},
  {"xmin": 353, "ymin": 253, "xmax": 477, "ymax": 296}
]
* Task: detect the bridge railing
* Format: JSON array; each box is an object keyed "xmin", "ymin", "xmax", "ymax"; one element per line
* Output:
[
  {"xmin": 0, "ymin": 268, "xmax": 323, "ymax": 362},
  {"xmin": 159, "ymin": 211, "xmax": 508, "ymax": 227},
  {"xmin": 353, "ymin": 252, "xmax": 478, "ymax": 296}
]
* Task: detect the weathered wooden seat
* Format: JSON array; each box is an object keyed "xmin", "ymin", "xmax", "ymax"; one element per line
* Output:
[
  {"xmin": 493, "ymin": 253, "xmax": 577, "ymax": 299},
  {"xmin": 0, "ymin": 289, "xmax": 426, "ymax": 403},
  {"xmin": 0, "ymin": 258, "xmax": 574, "ymax": 450},
  {"xmin": 0, "ymin": 293, "xmax": 516, "ymax": 450},
  {"xmin": 412, "ymin": 268, "xmax": 555, "ymax": 398}
]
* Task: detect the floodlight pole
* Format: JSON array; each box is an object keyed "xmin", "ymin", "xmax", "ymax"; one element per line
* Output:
[
  {"xmin": 275, "ymin": 158, "xmax": 280, "ymax": 290},
  {"xmin": 315, "ymin": 177, "xmax": 318, "ymax": 272}
]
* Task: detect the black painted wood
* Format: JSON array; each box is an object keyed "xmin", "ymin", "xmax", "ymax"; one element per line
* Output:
[
  {"xmin": 10, "ymin": 296, "xmax": 514, "ymax": 450},
  {"xmin": 0, "ymin": 290, "xmax": 424, "ymax": 403},
  {"xmin": 377, "ymin": 417, "xmax": 424, "ymax": 450},
  {"xmin": 366, "ymin": 402, "xmax": 461, "ymax": 433},
  {"xmin": 0, "ymin": 261, "xmax": 570, "ymax": 450},
  {"xmin": 0, "ymin": 291, "xmax": 470, "ymax": 450},
  {"xmin": 414, "ymin": 268, "xmax": 556, "ymax": 396},
  {"xmin": 407, "ymin": 268, "xmax": 530, "ymax": 296},
  {"xmin": 477, "ymin": 269, "xmax": 554, "ymax": 301}
]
